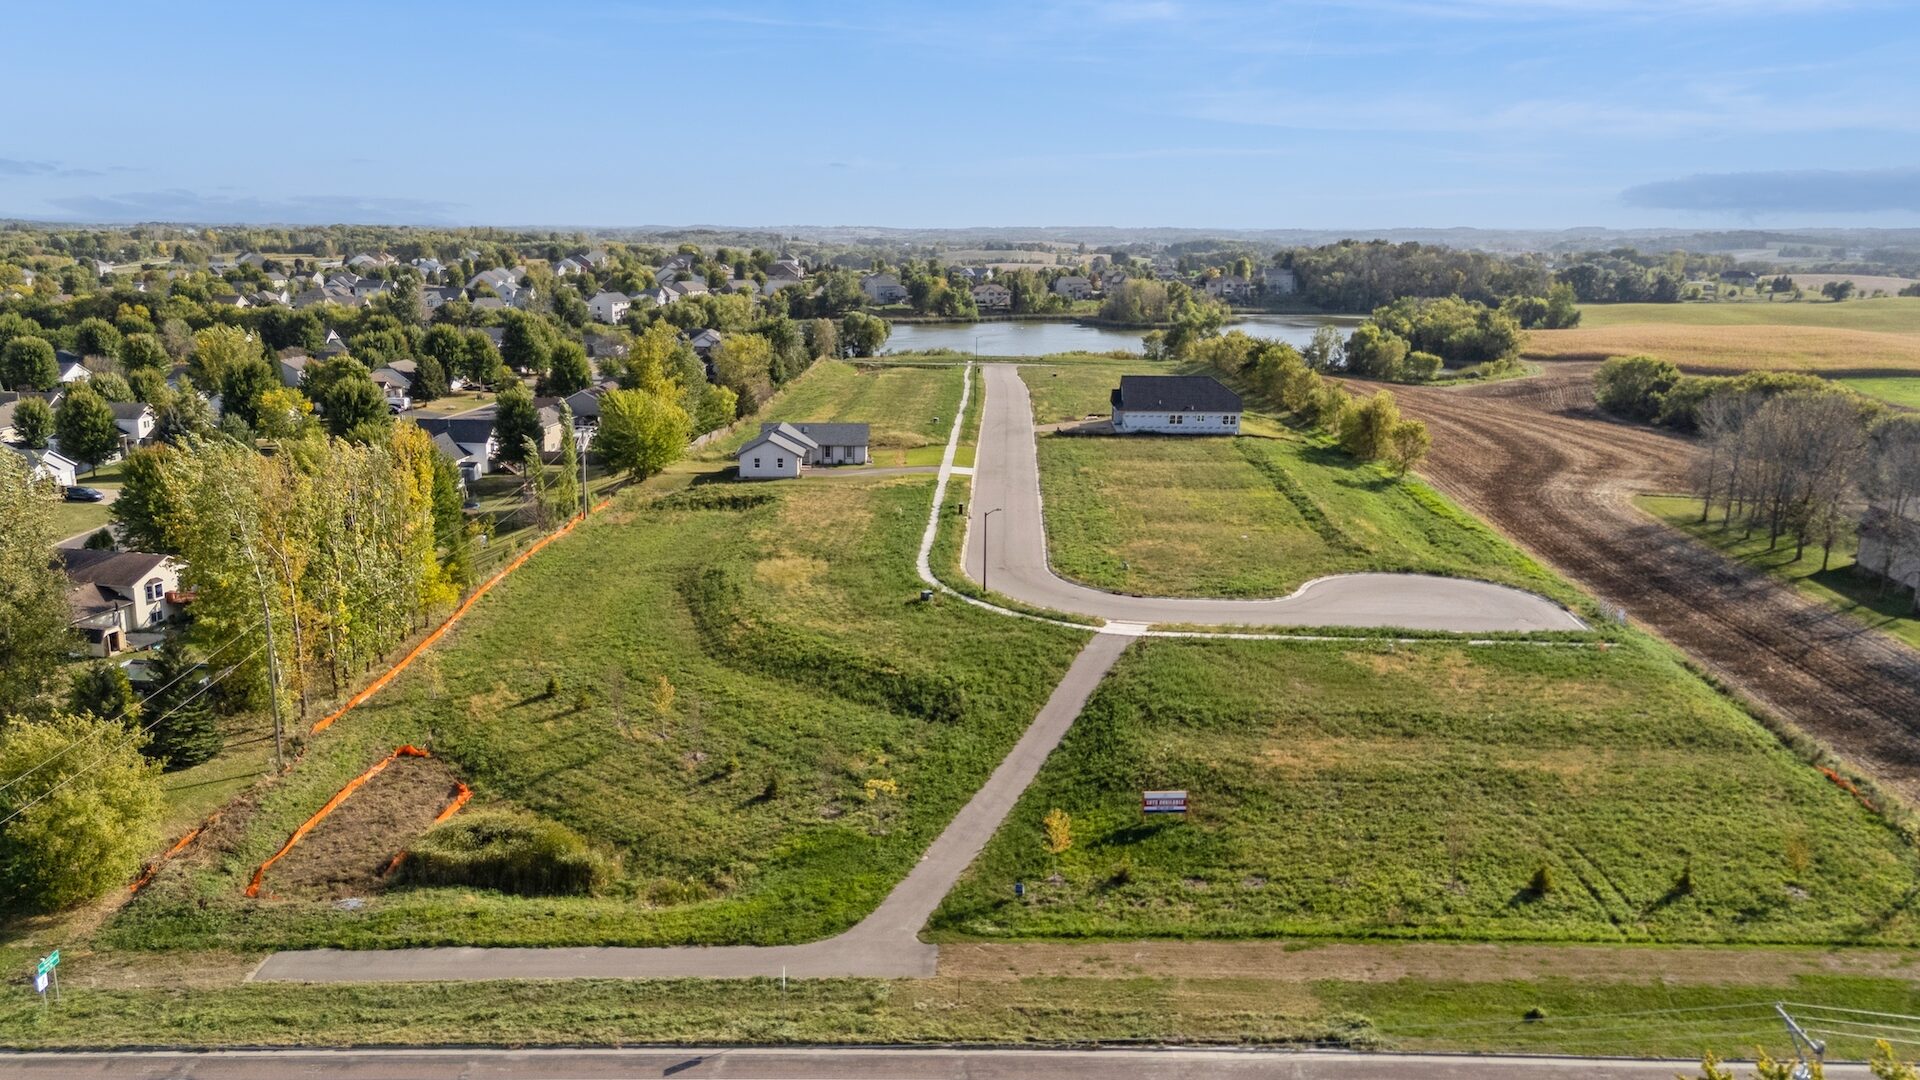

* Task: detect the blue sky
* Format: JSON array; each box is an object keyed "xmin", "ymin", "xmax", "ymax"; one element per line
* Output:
[{"xmin": 4, "ymin": 0, "xmax": 1917, "ymax": 229}]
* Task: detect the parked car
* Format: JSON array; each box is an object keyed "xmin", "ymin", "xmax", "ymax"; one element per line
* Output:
[{"xmin": 64, "ymin": 486, "xmax": 107, "ymax": 502}]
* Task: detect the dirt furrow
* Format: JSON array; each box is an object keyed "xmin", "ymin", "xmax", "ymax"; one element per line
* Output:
[{"xmin": 1374, "ymin": 364, "xmax": 1920, "ymax": 803}]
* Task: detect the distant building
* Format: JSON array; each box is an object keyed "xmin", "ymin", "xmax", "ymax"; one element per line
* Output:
[
  {"xmin": 972, "ymin": 283, "xmax": 1012, "ymax": 310},
  {"xmin": 1110, "ymin": 375, "xmax": 1242, "ymax": 435},
  {"xmin": 1051, "ymin": 275, "xmax": 1093, "ymax": 301},
  {"xmin": 588, "ymin": 290, "xmax": 631, "ymax": 324},
  {"xmin": 61, "ymin": 549, "xmax": 185, "ymax": 657},
  {"xmin": 861, "ymin": 273, "xmax": 907, "ymax": 304}
]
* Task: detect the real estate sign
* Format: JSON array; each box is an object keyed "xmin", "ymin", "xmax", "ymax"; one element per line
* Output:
[{"xmin": 1142, "ymin": 790, "xmax": 1188, "ymax": 814}]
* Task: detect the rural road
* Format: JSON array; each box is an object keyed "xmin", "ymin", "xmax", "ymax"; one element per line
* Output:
[
  {"xmin": 0, "ymin": 1047, "xmax": 1871, "ymax": 1079},
  {"xmin": 251, "ymin": 632, "xmax": 1131, "ymax": 983},
  {"xmin": 964, "ymin": 364, "xmax": 1584, "ymax": 632}
]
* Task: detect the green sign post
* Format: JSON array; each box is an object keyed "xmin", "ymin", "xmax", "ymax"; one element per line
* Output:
[{"xmin": 33, "ymin": 950, "xmax": 59, "ymax": 1005}]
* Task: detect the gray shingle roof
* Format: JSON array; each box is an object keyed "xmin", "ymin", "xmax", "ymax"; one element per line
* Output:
[
  {"xmin": 760, "ymin": 421, "xmax": 868, "ymax": 448},
  {"xmin": 1114, "ymin": 375, "xmax": 1241, "ymax": 413}
]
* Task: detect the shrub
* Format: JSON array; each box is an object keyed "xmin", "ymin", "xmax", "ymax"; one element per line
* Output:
[
  {"xmin": 1528, "ymin": 863, "xmax": 1554, "ymax": 897},
  {"xmin": 0, "ymin": 712, "xmax": 163, "ymax": 912},
  {"xmin": 398, "ymin": 809, "xmax": 610, "ymax": 897},
  {"xmin": 1592, "ymin": 354, "xmax": 1680, "ymax": 422},
  {"xmin": 1043, "ymin": 808, "xmax": 1073, "ymax": 855}
]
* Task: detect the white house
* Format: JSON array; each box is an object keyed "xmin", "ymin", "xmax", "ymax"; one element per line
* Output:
[
  {"xmin": 861, "ymin": 273, "xmax": 908, "ymax": 304},
  {"xmin": 370, "ymin": 360, "xmax": 417, "ymax": 412},
  {"xmin": 688, "ymin": 328, "xmax": 724, "ymax": 357},
  {"xmin": 1052, "ymin": 275, "xmax": 1093, "ymax": 301},
  {"xmin": 1204, "ymin": 275, "xmax": 1256, "ymax": 301},
  {"xmin": 61, "ymin": 549, "xmax": 185, "ymax": 656},
  {"xmin": 554, "ymin": 256, "xmax": 591, "ymax": 277},
  {"xmin": 736, "ymin": 421, "xmax": 870, "ymax": 480},
  {"xmin": 110, "ymin": 401, "xmax": 156, "ymax": 445},
  {"xmin": 6, "ymin": 444, "xmax": 77, "ymax": 488},
  {"xmin": 55, "ymin": 351, "xmax": 90, "ymax": 384},
  {"xmin": 632, "ymin": 286, "xmax": 675, "ymax": 307},
  {"xmin": 588, "ymin": 290, "xmax": 631, "ymax": 324},
  {"xmin": 1110, "ymin": 374, "xmax": 1242, "ymax": 435},
  {"xmin": 416, "ymin": 416, "xmax": 498, "ymax": 483},
  {"xmin": 971, "ymin": 283, "xmax": 1012, "ymax": 310}
]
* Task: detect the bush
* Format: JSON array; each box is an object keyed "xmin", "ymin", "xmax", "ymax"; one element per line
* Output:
[
  {"xmin": 398, "ymin": 809, "xmax": 610, "ymax": 897},
  {"xmin": 1592, "ymin": 354, "xmax": 1680, "ymax": 422},
  {"xmin": 0, "ymin": 712, "xmax": 163, "ymax": 912}
]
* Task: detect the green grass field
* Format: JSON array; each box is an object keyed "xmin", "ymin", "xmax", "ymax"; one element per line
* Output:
[
  {"xmin": 1019, "ymin": 358, "xmax": 1157, "ymax": 424},
  {"xmin": 48, "ymin": 459, "xmax": 125, "ymax": 539},
  {"xmin": 1578, "ymin": 298, "xmax": 1920, "ymax": 334},
  {"xmin": 932, "ymin": 635, "xmax": 1920, "ymax": 946},
  {"xmin": 1834, "ymin": 375, "xmax": 1920, "ymax": 408},
  {"xmin": 1638, "ymin": 495, "xmax": 1920, "ymax": 651},
  {"xmin": 1033, "ymin": 432, "xmax": 1578, "ymax": 604},
  {"xmin": 708, "ymin": 360, "xmax": 964, "ymax": 466},
  {"xmin": 108, "ymin": 475, "xmax": 1088, "ymax": 951}
]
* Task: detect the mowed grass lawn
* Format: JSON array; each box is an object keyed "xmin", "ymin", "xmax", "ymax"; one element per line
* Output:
[
  {"xmin": 109, "ymin": 475, "xmax": 1088, "ymax": 951},
  {"xmin": 1638, "ymin": 494, "xmax": 1920, "ymax": 651},
  {"xmin": 709, "ymin": 360, "xmax": 963, "ymax": 466},
  {"xmin": 1530, "ymin": 298, "xmax": 1920, "ymax": 375},
  {"xmin": 1020, "ymin": 358, "xmax": 1157, "ymax": 424},
  {"xmin": 932, "ymin": 635, "xmax": 1920, "ymax": 945},
  {"xmin": 1034, "ymin": 433, "xmax": 1576, "ymax": 603}
]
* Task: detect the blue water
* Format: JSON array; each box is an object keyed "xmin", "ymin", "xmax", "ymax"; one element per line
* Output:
[{"xmin": 883, "ymin": 314, "xmax": 1360, "ymax": 357}]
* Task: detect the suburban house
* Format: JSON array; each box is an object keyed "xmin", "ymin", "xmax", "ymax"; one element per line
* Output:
[
  {"xmin": 55, "ymin": 350, "xmax": 90, "ymax": 383},
  {"xmin": 6, "ymin": 444, "xmax": 77, "ymax": 488},
  {"xmin": 688, "ymin": 328, "xmax": 724, "ymax": 358},
  {"xmin": 276, "ymin": 351, "xmax": 311, "ymax": 387},
  {"xmin": 736, "ymin": 421, "xmax": 870, "ymax": 480},
  {"xmin": 971, "ymin": 283, "xmax": 1012, "ymax": 310},
  {"xmin": 583, "ymin": 248, "xmax": 612, "ymax": 269},
  {"xmin": 667, "ymin": 279, "xmax": 710, "ymax": 300},
  {"xmin": 1110, "ymin": 374, "xmax": 1243, "ymax": 434},
  {"xmin": 369, "ymin": 359, "xmax": 417, "ymax": 411},
  {"xmin": 1859, "ymin": 503, "xmax": 1920, "ymax": 598},
  {"xmin": 0, "ymin": 390, "xmax": 59, "ymax": 443},
  {"xmin": 554, "ymin": 256, "xmax": 591, "ymax": 277},
  {"xmin": 60, "ymin": 549, "xmax": 185, "ymax": 657},
  {"xmin": 1051, "ymin": 275, "xmax": 1093, "ymax": 300},
  {"xmin": 1204, "ymin": 275, "xmax": 1256, "ymax": 301},
  {"xmin": 1260, "ymin": 267, "xmax": 1298, "ymax": 294},
  {"xmin": 588, "ymin": 290, "xmax": 631, "ymax": 324},
  {"xmin": 110, "ymin": 401, "xmax": 156, "ymax": 445},
  {"xmin": 563, "ymin": 388, "xmax": 602, "ymax": 445},
  {"xmin": 632, "ymin": 285, "xmax": 675, "ymax": 307},
  {"xmin": 861, "ymin": 273, "xmax": 908, "ymax": 304},
  {"xmin": 415, "ymin": 415, "xmax": 498, "ymax": 483}
]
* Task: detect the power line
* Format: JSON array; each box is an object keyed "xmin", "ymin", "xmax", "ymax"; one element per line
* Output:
[{"xmin": 0, "ymin": 644, "xmax": 263, "ymax": 832}]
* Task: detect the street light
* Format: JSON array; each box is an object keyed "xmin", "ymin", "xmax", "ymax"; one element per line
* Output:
[{"xmin": 981, "ymin": 507, "xmax": 1003, "ymax": 594}]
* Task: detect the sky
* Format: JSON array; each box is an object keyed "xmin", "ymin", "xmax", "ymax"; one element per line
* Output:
[{"xmin": 3, "ymin": 0, "xmax": 1918, "ymax": 230}]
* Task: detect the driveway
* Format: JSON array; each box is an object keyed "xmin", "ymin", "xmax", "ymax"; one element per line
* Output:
[{"xmin": 964, "ymin": 364, "xmax": 1584, "ymax": 633}]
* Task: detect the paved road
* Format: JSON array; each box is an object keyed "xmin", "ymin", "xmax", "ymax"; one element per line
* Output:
[
  {"xmin": 1, "ymin": 1046, "xmax": 1870, "ymax": 1079},
  {"xmin": 251, "ymin": 633, "xmax": 1130, "ymax": 983},
  {"xmin": 963, "ymin": 364, "xmax": 1584, "ymax": 632}
]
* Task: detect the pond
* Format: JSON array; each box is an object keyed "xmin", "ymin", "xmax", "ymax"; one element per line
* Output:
[{"xmin": 882, "ymin": 314, "xmax": 1362, "ymax": 357}]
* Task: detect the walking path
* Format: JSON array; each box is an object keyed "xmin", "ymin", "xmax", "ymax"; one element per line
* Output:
[{"xmin": 963, "ymin": 364, "xmax": 1584, "ymax": 632}]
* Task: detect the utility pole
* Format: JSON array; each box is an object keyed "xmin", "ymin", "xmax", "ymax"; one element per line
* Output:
[
  {"xmin": 1775, "ymin": 1003, "xmax": 1824, "ymax": 1079},
  {"xmin": 579, "ymin": 429, "xmax": 590, "ymax": 520},
  {"xmin": 244, "ymin": 544, "xmax": 286, "ymax": 770},
  {"xmin": 982, "ymin": 507, "xmax": 1002, "ymax": 595}
]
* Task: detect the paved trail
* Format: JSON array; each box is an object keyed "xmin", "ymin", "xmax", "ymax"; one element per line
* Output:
[{"xmin": 963, "ymin": 364, "xmax": 1583, "ymax": 632}]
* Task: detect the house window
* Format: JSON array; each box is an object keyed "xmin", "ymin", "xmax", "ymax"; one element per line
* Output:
[
  {"xmin": 1223, "ymin": 414, "xmax": 1236, "ymax": 425},
  {"xmin": 753, "ymin": 458, "xmax": 761, "ymax": 469},
  {"xmin": 1169, "ymin": 413, "xmax": 1184, "ymax": 425},
  {"xmin": 144, "ymin": 579, "xmax": 164, "ymax": 603},
  {"xmin": 776, "ymin": 457, "xmax": 785, "ymax": 469}
]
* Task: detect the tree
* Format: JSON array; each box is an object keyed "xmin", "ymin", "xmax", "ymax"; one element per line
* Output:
[
  {"xmin": 188, "ymin": 324, "xmax": 259, "ymax": 391},
  {"xmin": 493, "ymin": 381, "xmax": 543, "ymax": 467},
  {"xmin": 710, "ymin": 333, "xmax": 775, "ymax": 413},
  {"xmin": 428, "ymin": 447, "xmax": 473, "ymax": 589},
  {"xmin": 1592, "ymin": 354, "xmax": 1681, "ymax": 422},
  {"xmin": 549, "ymin": 403, "xmax": 581, "ymax": 520},
  {"xmin": 541, "ymin": 340, "xmax": 593, "ymax": 397},
  {"xmin": 1303, "ymin": 324, "xmax": 1344, "ymax": 372},
  {"xmin": 0, "ymin": 711, "xmax": 164, "ymax": 912},
  {"xmin": 0, "ymin": 453, "xmax": 71, "ymax": 715},
  {"xmin": 302, "ymin": 356, "xmax": 389, "ymax": 441},
  {"xmin": 1043, "ymin": 808, "xmax": 1073, "ymax": 855},
  {"xmin": 840, "ymin": 311, "xmax": 891, "ymax": 357},
  {"xmin": 54, "ymin": 382, "xmax": 121, "ymax": 473},
  {"xmin": 806, "ymin": 317, "xmax": 839, "ymax": 360},
  {"xmin": 215, "ymin": 354, "xmax": 280, "ymax": 434},
  {"xmin": 11, "ymin": 396, "xmax": 52, "ymax": 448},
  {"xmin": 501, "ymin": 311, "xmax": 556, "ymax": 375},
  {"xmin": 113, "ymin": 445, "xmax": 188, "ymax": 552},
  {"xmin": 593, "ymin": 387, "xmax": 690, "ymax": 480},
  {"xmin": 1340, "ymin": 389, "xmax": 1402, "ymax": 461},
  {"xmin": 67, "ymin": 662, "xmax": 140, "ymax": 725},
  {"xmin": 412, "ymin": 351, "xmax": 448, "ymax": 402},
  {"xmin": 88, "ymin": 370, "xmax": 133, "ymax": 403},
  {"xmin": 142, "ymin": 637, "xmax": 222, "ymax": 770},
  {"xmin": 1383, "ymin": 419, "xmax": 1432, "ymax": 477},
  {"xmin": 1344, "ymin": 323, "xmax": 1409, "ymax": 379},
  {"xmin": 73, "ymin": 316, "xmax": 123, "ymax": 361},
  {"xmin": 1, "ymin": 336, "xmax": 59, "ymax": 391},
  {"xmin": 696, "ymin": 384, "xmax": 738, "ymax": 435}
]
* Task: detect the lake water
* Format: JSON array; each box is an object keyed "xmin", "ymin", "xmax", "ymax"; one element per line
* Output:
[{"xmin": 883, "ymin": 314, "xmax": 1362, "ymax": 357}]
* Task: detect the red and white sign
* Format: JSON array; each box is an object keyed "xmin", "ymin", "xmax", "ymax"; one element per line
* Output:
[{"xmin": 1142, "ymin": 790, "xmax": 1188, "ymax": 814}]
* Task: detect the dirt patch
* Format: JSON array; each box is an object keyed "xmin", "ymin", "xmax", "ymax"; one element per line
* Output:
[
  {"xmin": 1367, "ymin": 363, "xmax": 1920, "ymax": 804},
  {"xmin": 258, "ymin": 755, "xmax": 464, "ymax": 900},
  {"xmin": 937, "ymin": 940, "xmax": 1920, "ymax": 985},
  {"xmin": 754, "ymin": 554, "xmax": 829, "ymax": 592}
]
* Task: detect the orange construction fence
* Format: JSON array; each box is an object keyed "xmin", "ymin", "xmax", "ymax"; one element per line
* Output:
[
  {"xmin": 243, "ymin": 745, "xmax": 431, "ymax": 898},
  {"xmin": 379, "ymin": 780, "xmax": 472, "ymax": 878},
  {"xmin": 129, "ymin": 810, "xmax": 223, "ymax": 894}
]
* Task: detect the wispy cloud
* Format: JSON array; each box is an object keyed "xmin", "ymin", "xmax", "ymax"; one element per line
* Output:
[
  {"xmin": 40, "ymin": 189, "xmax": 465, "ymax": 225},
  {"xmin": 1621, "ymin": 167, "xmax": 1920, "ymax": 214},
  {"xmin": 0, "ymin": 156, "xmax": 107, "ymax": 179}
]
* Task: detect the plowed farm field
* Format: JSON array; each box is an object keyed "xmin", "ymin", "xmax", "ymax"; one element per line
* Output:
[{"xmin": 1373, "ymin": 363, "xmax": 1920, "ymax": 803}]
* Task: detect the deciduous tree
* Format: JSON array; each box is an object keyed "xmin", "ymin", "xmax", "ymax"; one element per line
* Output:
[
  {"xmin": 0, "ymin": 711, "xmax": 164, "ymax": 912},
  {"xmin": 54, "ymin": 382, "xmax": 121, "ymax": 472},
  {"xmin": 593, "ymin": 387, "xmax": 690, "ymax": 480}
]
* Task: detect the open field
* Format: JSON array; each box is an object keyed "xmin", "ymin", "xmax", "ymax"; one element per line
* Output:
[
  {"xmin": 935, "ymin": 635, "xmax": 1920, "ymax": 945},
  {"xmin": 108, "ymin": 474, "xmax": 1087, "ymax": 951},
  {"xmin": 1577, "ymin": 298, "xmax": 1920, "ymax": 334},
  {"xmin": 1375, "ymin": 365, "xmax": 1920, "ymax": 805},
  {"xmin": 1638, "ymin": 495, "xmax": 1920, "ymax": 652},
  {"xmin": 1791, "ymin": 274, "xmax": 1920, "ymax": 297},
  {"xmin": 707, "ymin": 360, "xmax": 964, "ymax": 466},
  {"xmin": 1020, "ymin": 358, "xmax": 1154, "ymax": 423},
  {"xmin": 1034, "ymin": 433, "xmax": 1576, "ymax": 603},
  {"xmin": 1835, "ymin": 375, "xmax": 1920, "ymax": 408}
]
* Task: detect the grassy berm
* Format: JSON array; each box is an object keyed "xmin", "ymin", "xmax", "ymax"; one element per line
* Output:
[{"xmin": 934, "ymin": 634, "xmax": 1920, "ymax": 945}]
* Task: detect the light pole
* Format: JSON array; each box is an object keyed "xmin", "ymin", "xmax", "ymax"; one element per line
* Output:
[{"xmin": 981, "ymin": 507, "xmax": 1002, "ymax": 595}]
